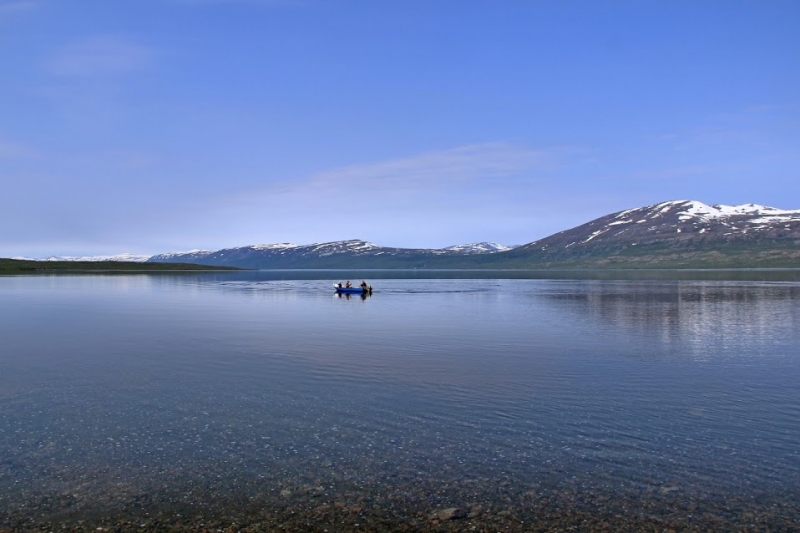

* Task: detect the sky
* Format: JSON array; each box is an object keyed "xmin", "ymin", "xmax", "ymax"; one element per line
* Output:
[{"xmin": 1, "ymin": 0, "xmax": 799, "ymax": 257}]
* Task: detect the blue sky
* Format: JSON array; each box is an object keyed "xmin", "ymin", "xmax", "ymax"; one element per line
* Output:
[{"xmin": 1, "ymin": 0, "xmax": 798, "ymax": 256}]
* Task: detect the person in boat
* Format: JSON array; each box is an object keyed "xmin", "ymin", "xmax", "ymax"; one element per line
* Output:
[
  {"xmin": 360, "ymin": 280, "xmax": 368, "ymax": 289},
  {"xmin": 336, "ymin": 282, "xmax": 343, "ymax": 288},
  {"xmin": 345, "ymin": 281, "xmax": 352, "ymax": 288}
]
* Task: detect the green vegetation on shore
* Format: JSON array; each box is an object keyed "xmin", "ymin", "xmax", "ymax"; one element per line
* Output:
[
  {"xmin": 0, "ymin": 258, "xmax": 241, "ymax": 273},
  {"xmin": 416, "ymin": 241, "xmax": 800, "ymax": 270},
  {"xmin": 472, "ymin": 241, "xmax": 800, "ymax": 270},
  {"xmin": 172, "ymin": 243, "xmax": 799, "ymax": 270},
  {"xmin": 5, "ymin": 239, "xmax": 798, "ymax": 272}
]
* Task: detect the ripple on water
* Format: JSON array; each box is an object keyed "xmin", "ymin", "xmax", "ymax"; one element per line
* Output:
[{"xmin": 0, "ymin": 276, "xmax": 799, "ymax": 530}]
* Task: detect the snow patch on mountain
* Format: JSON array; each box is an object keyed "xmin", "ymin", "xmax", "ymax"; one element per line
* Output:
[
  {"xmin": 150, "ymin": 249, "xmax": 214, "ymax": 260},
  {"xmin": 16, "ymin": 253, "xmax": 152, "ymax": 262},
  {"xmin": 517, "ymin": 199, "xmax": 800, "ymax": 258},
  {"xmin": 609, "ymin": 200, "xmax": 800, "ymax": 227},
  {"xmin": 251, "ymin": 243, "xmax": 299, "ymax": 251},
  {"xmin": 441, "ymin": 242, "xmax": 515, "ymax": 254},
  {"xmin": 308, "ymin": 240, "xmax": 382, "ymax": 254}
]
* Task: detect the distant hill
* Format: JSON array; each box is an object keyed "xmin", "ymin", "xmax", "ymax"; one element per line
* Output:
[
  {"xmin": 0, "ymin": 259, "xmax": 239, "ymax": 273},
  {"xmin": 497, "ymin": 200, "xmax": 800, "ymax": 268},
  {"xmin": 146, "ymin": 200, "xmax": 800, "ymax": 269},
  {"xmin": 147, "ymin": 241, "xmax": 517, "ymax": 269},
  {"xmin": 10, "ymin": 253, "xmax": 151, "ymax": 262}
]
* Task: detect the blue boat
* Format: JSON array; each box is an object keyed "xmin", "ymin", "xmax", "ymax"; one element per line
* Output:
[{"xmin": 334, "ymin": 284, "xmax": 372, "ymax": 295}]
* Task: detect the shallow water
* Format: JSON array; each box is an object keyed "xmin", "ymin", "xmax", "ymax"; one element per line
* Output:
[{"xmin": 1, "ymin": 273, "xmax": 799, "ymax": 531}]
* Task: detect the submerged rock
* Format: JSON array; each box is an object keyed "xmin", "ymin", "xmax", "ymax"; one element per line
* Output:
[
  {"xmin": 468, "ymin": 505, "xmax": 484, "ymax": 518},
  {"xmin": 432, "ymin": 507, "xmax": 466, "ymax": 520}
]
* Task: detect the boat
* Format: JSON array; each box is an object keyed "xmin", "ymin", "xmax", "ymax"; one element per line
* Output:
[{"xmin": 334, "ymin": 284, "xmax": 372, "ymax": 295}]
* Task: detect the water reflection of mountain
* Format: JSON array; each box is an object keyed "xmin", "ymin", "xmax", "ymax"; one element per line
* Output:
[{"xmin": 540, "ymin": 281, "xmax": 800, "ymax": 360}]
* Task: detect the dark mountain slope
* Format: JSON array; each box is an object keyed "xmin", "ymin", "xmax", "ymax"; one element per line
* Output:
[
  {"xmin": 147, "ymin": 201, "xmax": 800, "ymax": 269},
  {"xmin": 490, "ymin": 200, "xmax": 800, "ymax": 268}
]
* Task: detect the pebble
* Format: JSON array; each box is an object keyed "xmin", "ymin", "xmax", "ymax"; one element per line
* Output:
[
  {"xmin": 468, "ymin": 505, "xmax": 483, "ymax": 518},
  {"xmin": 432, "ymin": 507, "xmax": 466, "ymax": 520}
]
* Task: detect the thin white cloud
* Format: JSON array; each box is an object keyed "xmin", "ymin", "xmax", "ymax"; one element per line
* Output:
[
  {"xmin": 177, "ymin": 142, "xmax": 577, "ymax": 248},
  {"xmin": 175, "ymin": 0, "xmax": 300, "ymax": 5},
  {"xmin": 207, "ymin": 143, "xmax": 580, "ymax": 227},
  {"xmin": 45, "ymin": 36, "xmax": 153, "ymax": 77},
  {"xmin": 652, "ymin": 104, "xmax": 800, "ymax": 150},
  {"xmin": 0, "ymin": 0, "xmax": 40, "ymax": 14},
  {"xmin": 745, "ymin": 103, "xmax": 800, "ymax": 114},
  {"xmin": 280, "ymin": 142, "xmax": 555, "ymax": 198},
  {"xmin": 632, "ymin": 164, "xmax": 727, "ymax": 181},
  {"xmin": 0, "ymin": 140, "xmax": 35, "ymax": 159}
]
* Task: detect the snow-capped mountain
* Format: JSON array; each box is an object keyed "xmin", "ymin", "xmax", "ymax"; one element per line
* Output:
[
  {"xmin": 148, "ymin": 239, "xmax": 516, "ymax": 268},
  {"xmin": 145, "ymin": 201, "xmax": 799, "ymax": 269},
  {"xmin": 441, "ymin": 242, "xmax": 515, "ymax": 254},
  {"xmin": 14, "ymin": 253, "xmax": 152, "ymax": 262},
  {"xmin": 141, "ymin": 249, "xmax": 214, "ymax": 262},
  {"xmin": 517, "ymin": 200, "xmax": 800, "ymax": 251},
  {"xmin": 26, "ymin": 200, "xmax": 794, "ymax": 269},
  {"xmin": 508, "ymin": 200, "xmax": 800, "ymax": 267}
]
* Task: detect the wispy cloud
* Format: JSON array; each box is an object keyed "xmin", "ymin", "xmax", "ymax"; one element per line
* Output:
[
  {"xmin": 744, "ymin": 103, "xmax": 800, "ymax": 114},
  {"xmin": 45, "ymin": 35, "xmax": 154, "ymax": 77},
  {"xmin": 632, "ymin": 164, "xmax": 730, "ymax": 181},
  {"xmin": 0, "ymin": 140, "xmax": 35, "ymax": 159},
  {"xmin": 180, "ymin": 142, "xmax": 580, "ymax": 247},
  {"xmin": 652, "ymin": 104, "xmax": 800, "ymax": 150},
  {"xmin": 282, "ymin": 142, "xmax": 556, "ymax": 198},
  {"xmin": 0, "ymin": 0, "xmax": 40, "ymax": 14},
  {"xmin": 33, "ymin": 36, "xmax": 156, "ymax": 123},
  {"xmin": 175, "ymin": 0, "xmax": 299, "ymax": 5}
]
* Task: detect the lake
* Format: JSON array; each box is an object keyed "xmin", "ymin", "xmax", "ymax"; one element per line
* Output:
[{"xmin": 1, "ymin": 272, "xmax": 799, "ymax": 532}]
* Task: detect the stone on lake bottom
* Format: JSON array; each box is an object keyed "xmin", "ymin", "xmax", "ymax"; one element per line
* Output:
[{"xmin": 432, "ymin": 507, "xmax": 466, "ymax": 520}]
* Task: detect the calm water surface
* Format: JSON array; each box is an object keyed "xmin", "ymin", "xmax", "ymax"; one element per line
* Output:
[{"xmin": 1, "ymin": 273, "xmax": 799, "ymax": 531}]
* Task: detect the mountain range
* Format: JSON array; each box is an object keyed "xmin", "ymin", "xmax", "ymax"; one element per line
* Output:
[
  {"xmin": 144, "ymin": 200, "xmax": 799, "ymax": 269},
  {"xmin": 499, "ymin": 199, "xmax": 800, "ymax": 268},
  {"xmin": 15, "ymin": 200, "xmax": 798, "ymax": 269},
  {"xmin": 147, "ymin": 241, "xmax": 515, "ymax": 269},
  {"xmin": 12, "ymin": 253, "xmax": 152, "ymax": 262}
]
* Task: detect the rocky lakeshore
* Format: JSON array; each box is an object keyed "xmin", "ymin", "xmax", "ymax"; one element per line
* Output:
[{"xmin": 3, "ymin": 467, "xmax": 798, "ymax": 533}]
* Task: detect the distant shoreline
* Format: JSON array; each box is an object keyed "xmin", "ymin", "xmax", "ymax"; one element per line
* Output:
[
  {"xmin": 3, "ymin": 259, "xmax": 799, "ymax": 281},
  {"xmin": 0, "ymin": 258, "xmax": 242, "ymax": 274}
]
